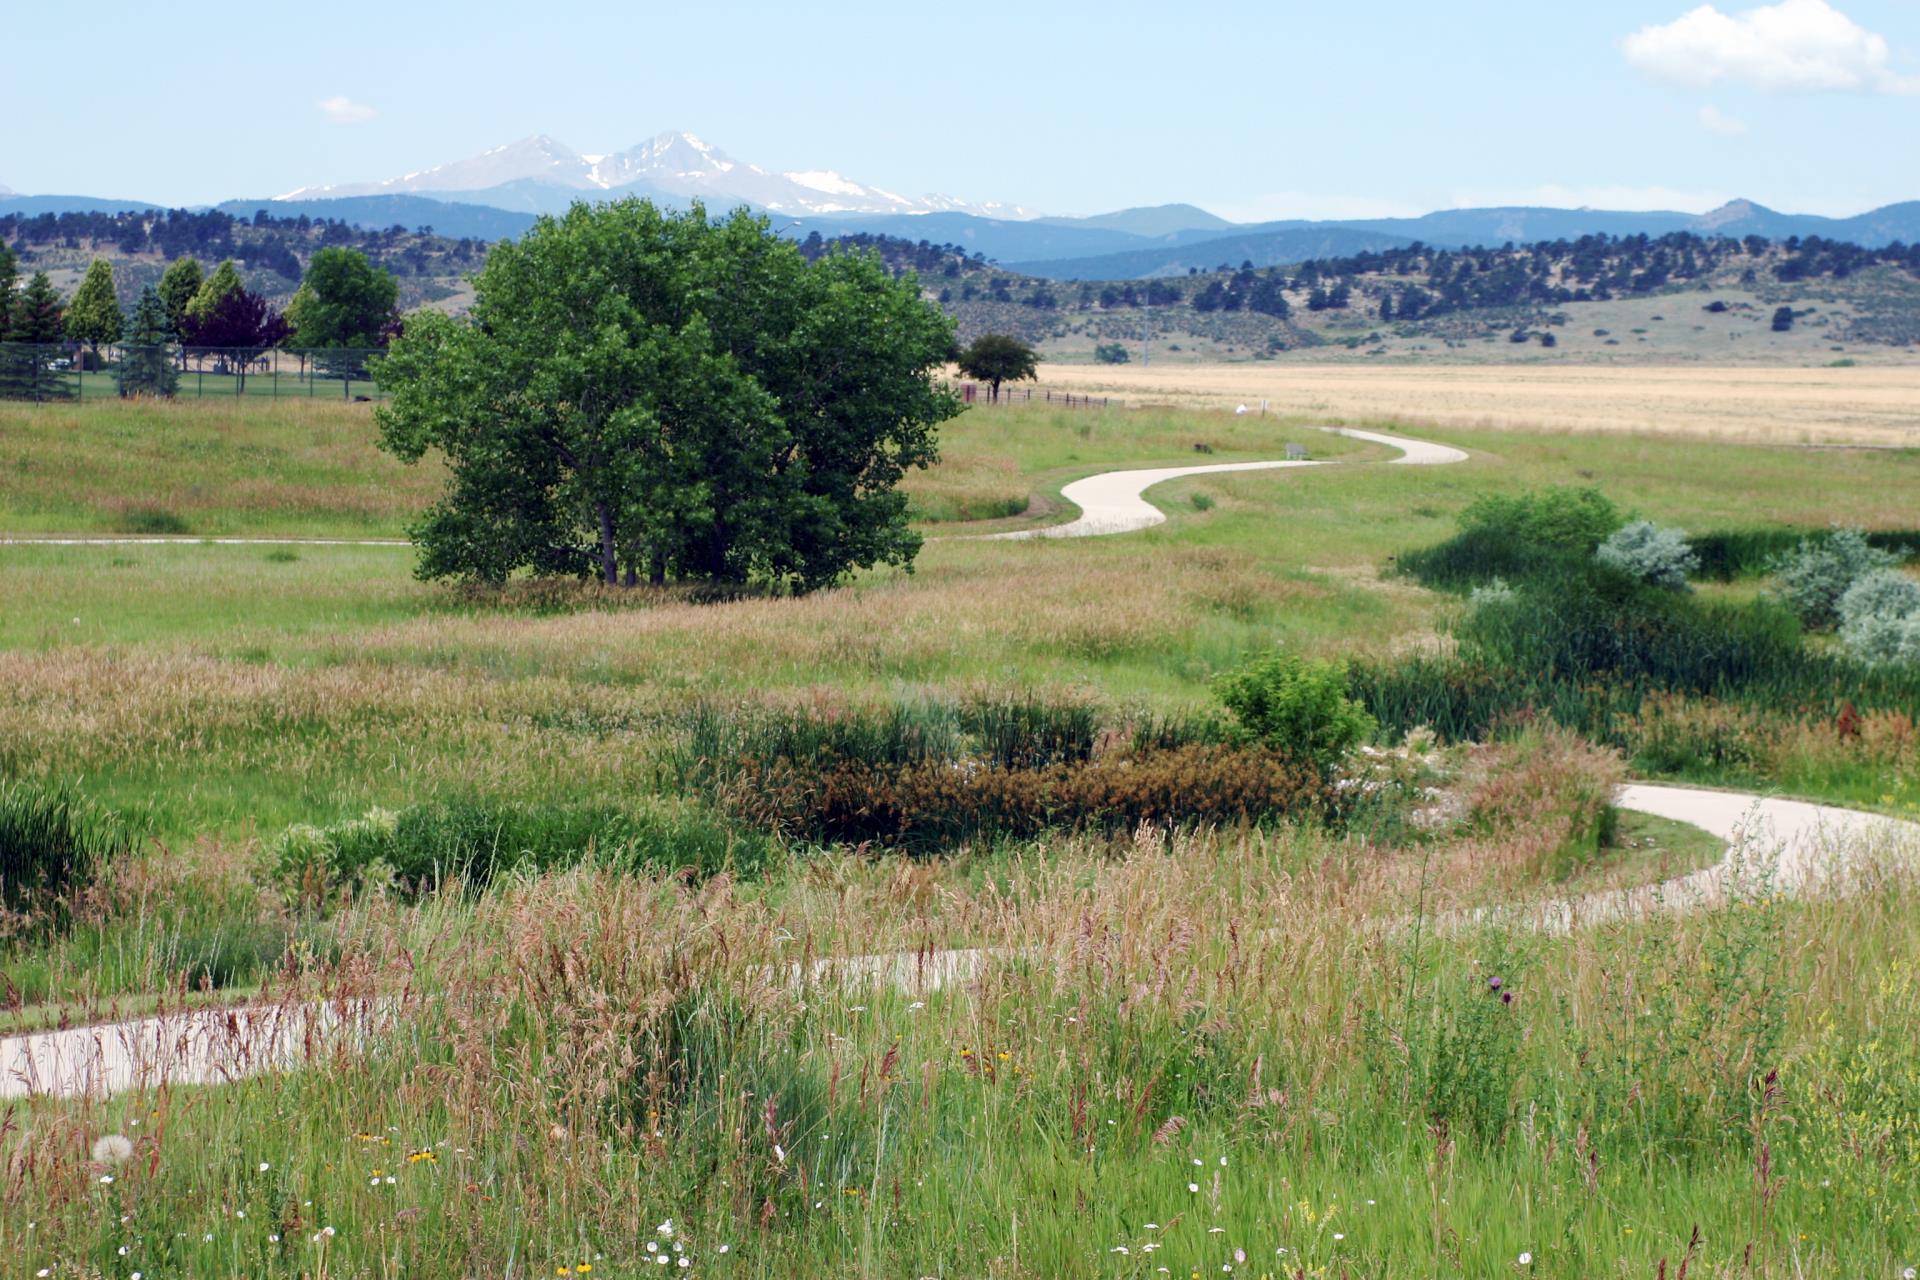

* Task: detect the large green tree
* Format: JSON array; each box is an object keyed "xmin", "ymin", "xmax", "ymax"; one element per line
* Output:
[
  {"xmin": 64, "ymin": 258, "xmax": 123, "ymax": 356},
  {"xmin": 375, "ymin": 199, "xmax": 958, "ymax": 592},
  {"xmin": 117, "ymin": 285, "xmax": 179, "ymax": 398},
  {"xmin": 285, "ymin": 247, "xmax": 399, "ymax": 349},
  {"xmin": 956, "ymin": 333, "xmax": 1039, "ymax": 402},
  {"xmin": 156, "ymin": 257, "xmax": 204, "ymax": 337}
]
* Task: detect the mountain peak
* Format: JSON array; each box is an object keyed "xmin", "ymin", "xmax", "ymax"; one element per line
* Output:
[
  {"xmin": 1697, "ymin": 198, "xmax": 1775, "ymax": 228},
  {"xmin": 274, "ymin": 131, "xmax": 1036, "ymax": 220}
]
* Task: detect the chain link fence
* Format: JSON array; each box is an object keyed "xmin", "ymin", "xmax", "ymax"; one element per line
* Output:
[{"xmin": 0, "ymin": 344, "xmax": 387, "ymax": 402}]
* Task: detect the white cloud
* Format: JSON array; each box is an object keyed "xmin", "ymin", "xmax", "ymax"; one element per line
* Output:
[
  {"xmin": 1697, "ymin": 103, "xmax": 1751, "ymax": 134},
  {"xmin": 1623, "ymin": 0, "xmax": 1919, "ymax": 94},
  {"xmin": 317, "ymin": 96, "xmax": 377, "ymax": 124}
]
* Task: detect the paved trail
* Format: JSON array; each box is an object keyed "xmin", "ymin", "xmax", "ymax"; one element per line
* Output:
[
  {"xmin": 5, "ymin": 425, "xmax": 1913, "ymax": 1099},
  {"xmin": 984, "ymin": 427, "xmax": 1468, "ymax": 539}
]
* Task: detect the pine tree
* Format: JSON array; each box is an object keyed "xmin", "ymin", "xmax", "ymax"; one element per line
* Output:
[
  {"xmin": 64, "ymin": 258, "xmax": 123, "ymax": 358},
  {"xmin": 117, "ymin": 286, "xmax": 179, "ymax": 398},
  {"xmin": 0, "ymin": 272, "xmax": 72, "ymax": 400},
  {"xmin": 0, "ymin": 243, "xmax": 17, "ymax": 341}
]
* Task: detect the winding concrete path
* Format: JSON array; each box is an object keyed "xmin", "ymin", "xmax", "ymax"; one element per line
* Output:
[
  {"xmin": 985, "ymin": 427, "xmax": 1469, "ymax": 540},
  {"xmin": 7, "ymin": 788, "xmax": 1913, "ymax": 1100}
]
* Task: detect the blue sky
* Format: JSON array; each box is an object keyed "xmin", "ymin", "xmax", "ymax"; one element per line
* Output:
[{"xmin": 3, "ymin": 0, "xmax": 1915, "ymax": 218}]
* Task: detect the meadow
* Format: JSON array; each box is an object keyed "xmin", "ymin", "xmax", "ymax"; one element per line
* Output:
[{"xmin": 3, "ymin": 388, "xmax": 1920, "ymax": 1277}]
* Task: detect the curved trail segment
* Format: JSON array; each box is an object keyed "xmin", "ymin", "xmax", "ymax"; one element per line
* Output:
[{"xmin": 984, "ymin": 427, "xmax": 1468, "ymax": 540}]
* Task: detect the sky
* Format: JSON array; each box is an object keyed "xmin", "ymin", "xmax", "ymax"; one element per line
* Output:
[{"xmin": 2, "ymin": 0, "xmax": 1916, "ymax": 219}]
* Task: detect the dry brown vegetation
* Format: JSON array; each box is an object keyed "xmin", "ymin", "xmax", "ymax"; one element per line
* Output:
[{"xmin": 1038, "ymin": 362, "xmax": 1920, "ymax": 445}]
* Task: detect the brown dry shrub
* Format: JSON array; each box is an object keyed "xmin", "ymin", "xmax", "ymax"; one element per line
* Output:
[{"xmin": 726, "ymin": 743, "xmax": 1331, "ymax": 850}]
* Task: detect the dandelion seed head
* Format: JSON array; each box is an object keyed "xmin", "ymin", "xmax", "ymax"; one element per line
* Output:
[{"xmin": 92, "ymin": 1134, "xmax": 134, "ymax": 1164}]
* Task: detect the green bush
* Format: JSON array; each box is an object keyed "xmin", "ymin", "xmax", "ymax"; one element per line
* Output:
[
  {"xmin": 0, "ymin": 781, "xmax": 130, "ymax": 931},
  {"xmin": 274, "ymin": 796, "xmax": 770, "ymax": 898},
  {"xmin": 1398, "ymin": 487, "xmax": 1625, "ymax": 591},
  {"xmin": 1459, "ymin": 486, "xmax": 1623, "ymax": 554},
  {"xmin": 1595, "ymin": 520, "xmax": 1698, "ymax": 591},
  {"xmin": 1770, "ymin": 528, "xmax": 1905, "ymax": 630},
  {"xmin": 1213, "ymin": 652, "xmax": 1376, "ymax": 773}
]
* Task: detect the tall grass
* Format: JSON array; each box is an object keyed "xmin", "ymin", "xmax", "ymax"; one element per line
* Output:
[
  {"xmin": 0, "ymin": 780, "xmax": 131, "ymax": 931},
  {"xmin": 8, "ymin": 824, "xmax": 1918, "ymax": 1277}
]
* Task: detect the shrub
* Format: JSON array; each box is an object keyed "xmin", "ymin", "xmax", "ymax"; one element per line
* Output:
[
  {"xmin": 1467, "ymin": 577, "xmax": 1516, "ymax": 608},
  {"xmin": 0, "ymin": 781, "xmax": 131, "ymax": 932},
  {"xmin": 1595, "ymin": 520, "xmax": 1699, "ymax": 591},
  {"xmin": 1093, "ymin": 342, "xmax": 1131, "ymax": 364},
  {"xmin": 1459, "ymin": 487, "xmax": 1622, "ymax": 554},
  {"xmin": 1842, "ymin": 611, "xmax": 1920, "ymax": 668},
  {"xmin": 1690, "ymin": 528, "xmax": 1920, "ymax": 582},
  {"xmin": 1838, "ymin": 569, "xmax": 1920, "ymax": 628},
  {"xmin": 1770, "ymin": 528, "xmax": 1904, "ymax": 629},
  {"xmin": 274, "ymin": 796, "xmax": 769, "ymax": 899},
  {"xmin": 1399, "ymin": 488, "xmax": 1625, "ymax": 590},
  {"xmin": 1213, "ymin": 652, "xmax": 1377, "ymax": 773},
  {"xmin": 730, "ymin": 743, "xmax": 1330, "ymax": 850}
]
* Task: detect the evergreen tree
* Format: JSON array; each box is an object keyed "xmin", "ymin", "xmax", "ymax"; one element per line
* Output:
[
  {"xmin": 117, "ymin": 286, "xmax": 179, "ymax": 398},
  {"xmin": 156, "ymin": 257, "xmax": 205, "ymax": 337},
  {"xmin": 64, "ymin": 258, "xmax": 123, "ymax": 357},
  {"xmin": 0, "ymin": 273, "xmax": 72, "ymax": 400},
  {"xmin": 11, "ymin": 272, "xmax": 64, "ymax": 342},
  {"xmin": 0, "ymin": 243, "xmax": 16, "ymax": 341}
]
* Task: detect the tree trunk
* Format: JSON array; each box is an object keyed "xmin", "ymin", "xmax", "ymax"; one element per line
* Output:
[{"xmin": 595, "ymin": 502, "xmax": 619, "ymax": 585}]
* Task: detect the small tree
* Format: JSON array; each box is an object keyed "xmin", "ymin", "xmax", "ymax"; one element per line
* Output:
[
  {"xmin": 64, "ymin": 259, "xmax": 123, "ymax": 363},
  {"xmin": 0, "ymin": 272, "xmax": 71, "ymax": 400},
  {"xmin": 156, "ymin": 257, "xmax": 205, "ymax": 337},
  {"xmin": 117, "ymin": 286, "xmax": 179, "ymax": 398},
  {"xmin": 1214, "ymin": 651, "xmax": 1376, "ymax": 775},
  {"xmin": 182, "ymin": 261, "xmax": 290, "ymax": 390},
  {"xmin": 285, "ymin": 247, "xmax": 399, "ymax": 350},
  {"xmin": 1093, "ymin": 342, "xmax": 1130, "ymax": 365},
  {"xmin": 957, "ymin": 333, "xmax": 1038, "ymax": 402},
  {"xmin": 1771, "ymin": 305, "xmax": 1795, "ymax": 332}
]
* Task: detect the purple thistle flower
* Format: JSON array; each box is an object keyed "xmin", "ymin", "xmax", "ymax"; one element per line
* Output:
[{"xmin": 1489, "ymin": 976, "xmax": 1503, "ymax": 991}]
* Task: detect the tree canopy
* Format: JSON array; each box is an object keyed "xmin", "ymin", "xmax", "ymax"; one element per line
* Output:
[
  {"xmin": 956, "ymin": 334, "xmax": 1039, "ymax": 401},
  {"xmin": 180, "ymin": 260, "xmax": 290, "ymax": 382},
  {"xmin": 375, "ymin": 199, "xmax": 959, "ymax": 593},
  {"xmin": 156, "ymin": 258, "xmax": 204, "ymax": 337},
  {"xmin": 285, "ymin": 247, "xmax": 399, "ymax": 348},
  {"xmin": 64, "ymin": 259, "xmax": 122, "ymax": 350}
]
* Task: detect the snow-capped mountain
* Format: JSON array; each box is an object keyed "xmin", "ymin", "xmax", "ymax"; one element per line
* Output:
[{"xmin": 277, "ymin": 131, "xmax": 1037, "ymax": 220}]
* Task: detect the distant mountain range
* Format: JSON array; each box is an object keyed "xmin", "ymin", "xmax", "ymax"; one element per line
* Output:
[
  {"xmin": 273, "ymin": 131, "xmax": 1038, "ymax": 221},
  {"xmin": 10, "ymin": 132, "xmax": 1920, "ymax": 280}
]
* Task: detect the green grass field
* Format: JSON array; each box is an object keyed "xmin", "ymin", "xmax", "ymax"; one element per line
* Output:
[{"xmin": 3, "ymin": 393, "xmax": 1919, "ymax": 1277}]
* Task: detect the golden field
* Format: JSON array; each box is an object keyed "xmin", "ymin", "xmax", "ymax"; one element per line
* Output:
[{"xmin": 1035, "ymin": 361, "xmax": 1920, "ymax": 446}]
